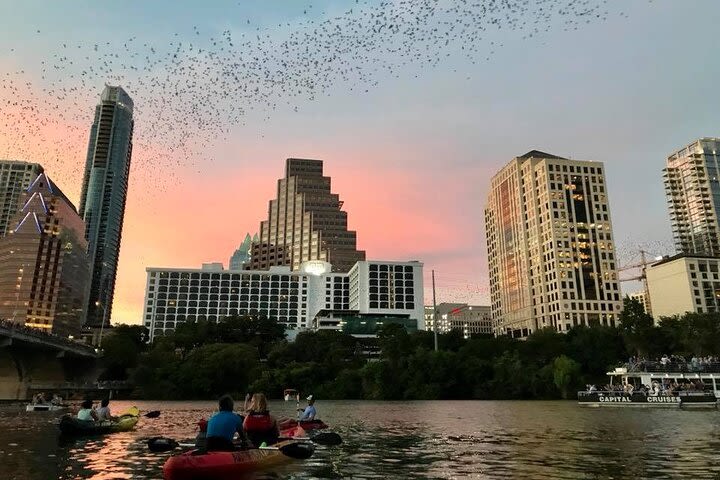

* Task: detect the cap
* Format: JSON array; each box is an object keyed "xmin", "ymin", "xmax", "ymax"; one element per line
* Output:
[{"xmin": 306, "ymin": 395, "xmax": 313, "ymax": 401}]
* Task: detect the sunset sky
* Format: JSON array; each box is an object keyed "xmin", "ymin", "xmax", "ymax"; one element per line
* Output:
[{"xmin": 1, "ymin": 0, "xmax": 718, "ymax": 325}]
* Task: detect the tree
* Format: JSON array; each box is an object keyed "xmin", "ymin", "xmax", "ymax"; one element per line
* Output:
[
  {"xmin": 552, "ymin": 355, "xmax": 581, "ymax": 399},
  {"xmin": 618, "ymin": 297, "xmax": 656, "ymax": 356}
]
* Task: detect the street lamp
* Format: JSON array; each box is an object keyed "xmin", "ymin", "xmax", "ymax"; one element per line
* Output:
[{"xmin": 96, "ymin": 300, "xmax": 107, "ymax": 347}]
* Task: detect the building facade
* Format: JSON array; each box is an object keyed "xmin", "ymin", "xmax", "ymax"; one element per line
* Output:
[
  {"xmin": 664, "ymin": 138, "xmax": 720, "ymax": 256},
  {"xmin": 0, "ymin": 173, "xmax": 90, "ymax": 335},
  {"xmin": 249, "ymin": 158, "xmax": 365, "ymax": 273},
  {"xmin": 0, "ymin": 160, "xmax": 43, "ymax": 238},
  {"xmin": 142, "ymin": 259, "xmax": 423, "ymax": 341},
  {"xmin": 485, "ymin": 150, "xmax": 622, "ymax": 338},
  {"xmin": 229, "ymin": 233, "xmax": 255, "ymax": 270},
  {"xmin": 79, "ymin": 85, "xmax": 134, "ymax": 327},
  {"xmin": 424, "ymin": 303, "xmax": 492, "ymax": 337},
  {"xmin": 628, "ymin": 291, "xmax": 652, "ymax": 315},
  {"xmin": 646, "ymin": 254, "xmax": 720, "ymax": 320}
]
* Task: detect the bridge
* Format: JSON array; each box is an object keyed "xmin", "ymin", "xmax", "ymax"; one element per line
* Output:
[{"xmin": 0, "ymin": 321, "xmax": 102, "ymax": 400}]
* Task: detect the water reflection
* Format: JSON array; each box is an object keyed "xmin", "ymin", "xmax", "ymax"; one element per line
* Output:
[{"xmin": 0, "ymin": 400, "xmax": 719, "ymax": 479}]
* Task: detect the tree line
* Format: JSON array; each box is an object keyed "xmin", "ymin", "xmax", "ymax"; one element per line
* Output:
[{"xmin": 99, "ymin": 298, "xmax": 720, "ymax": 400}]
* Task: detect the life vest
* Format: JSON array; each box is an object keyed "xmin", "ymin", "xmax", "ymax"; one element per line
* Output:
[{"xmin": 243, "ymin": 411, "xmax": 274, "ymax": 432}]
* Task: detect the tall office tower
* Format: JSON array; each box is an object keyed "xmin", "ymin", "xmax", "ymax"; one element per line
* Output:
[
  {"xmin": 485, "ymin": 151, "xmax": 622, "ymax": 338},
  {"xmin": 664, "ymin": 138, "xmax": 720, "ymax": 256},
  {"xmin": 78, "ymin": 85, "xmax": 134, "ymax": 327},
  {"xmin": 0, "ymin": 160, "xmax": 43, "ymax": 237},
  {"xmin": 0, "ymin": 173, "xmax": 90, "ymax": 335},
  {"xmin": 249, "ymin": 158, "xmax": 365, "ymax": 273},
  {"xmin": 229, "ymin": 233, "xmax": 254, "ymax": 270}
]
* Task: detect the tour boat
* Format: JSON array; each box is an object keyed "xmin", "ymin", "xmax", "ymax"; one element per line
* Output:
[{"xmin": 578, "ymin": 362, "xmax": 719, "ymax": 408}]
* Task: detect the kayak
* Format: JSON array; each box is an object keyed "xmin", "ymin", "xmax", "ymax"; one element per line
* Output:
[
  {"xmin": 162, "ymin": 440, "xmax": 314, "ymax": 480},
  {"xmin": 277, "ymin": 418, "xmax": 328, "ymax": 432},
  {"xmin": 58, "ymin": 406, "xmax": 140, "ymax": 436},
  {"xmin": 26, "ymin": 403, "xmax": 66, "ymax": 412}
]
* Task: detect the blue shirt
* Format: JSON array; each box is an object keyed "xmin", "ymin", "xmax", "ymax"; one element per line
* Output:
[
  {"xmin": 299, "ymin": 405, "xmax": 317, "ymax": 421},
  {"xmin": 206, "ymin": 411, "xmax": 243, "ymax": 441}
]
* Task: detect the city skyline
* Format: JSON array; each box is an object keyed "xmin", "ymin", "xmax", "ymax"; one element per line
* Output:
[{"xmin": 0, "ymin": 1, "xmax": 718, "ymax": 325}]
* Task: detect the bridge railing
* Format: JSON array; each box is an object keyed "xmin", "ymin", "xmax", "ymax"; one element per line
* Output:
[
  {"xmin": 28, "ymin": 381, "xmax": 132, "ymax": 390},
  {"xmin": 0, "ymin": 319, "xmax": 97, "ymax": 355}
]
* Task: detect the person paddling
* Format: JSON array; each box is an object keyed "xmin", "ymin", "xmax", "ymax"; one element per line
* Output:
[
  {"xmin": 95, "ymin": 398, "xmax": 115, "ymax": 421},
  {"xmin": 77, "ymin": 399, "xmax": 98, "ymax": 421},
  {"xmin": 297, "ymin": 395, "xmax": 317, "ymax": 421},
  {"xmin": 205, "ymin": 395, "xmax": 245, "ymax": 451},
  {"xmin": 243, "ymin": 393, "xmax": 279, "ymax": 448}
]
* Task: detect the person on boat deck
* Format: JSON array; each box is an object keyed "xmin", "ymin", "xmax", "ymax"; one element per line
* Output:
[
  {"xmin": 206, "ymin": 394, "xmax": 245, "ymax": 451},
  {"xmin": 243, "ymin": 393, "xmax": 279, "ymax": 448},
  {"xmin": 33, "ymin": 393, "xmax": 47, "ymax": 404},
  {"xmin": 95, "ymin": 398, "xmax": 115, "ymax": 421},
  {"xmin": 51, "ymin": 394, "xmax": 63, "ymax": 405},
  {"xmin": 297, "ymin": 395, "xmax": 317, "ymax": 421},
  {"xmin": 77, "ymin": 399, "xmax": 98, "ymax": 421}
]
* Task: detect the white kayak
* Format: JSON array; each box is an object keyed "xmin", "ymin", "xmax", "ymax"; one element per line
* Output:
[{"xmin": 26, "ymin": 403, "xmax": 66, "ymax": 412}]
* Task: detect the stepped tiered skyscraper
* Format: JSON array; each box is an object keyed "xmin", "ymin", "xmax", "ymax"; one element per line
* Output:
[
  {"xmin": 79, "ymin": 85, "xmax": 134, "ymax": 327},
  {"xmin": 485, "ymin": 151, "xmax": 622, "ymax": 338},
  {"xmin": 664, "ymin": 138, "xmax": 720, "ymax": 256},
  {"xmin": 249, "ymin": 158, "xmax": 365, "ymax": 273}
]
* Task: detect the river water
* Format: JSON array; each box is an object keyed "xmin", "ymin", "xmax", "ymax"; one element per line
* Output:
[{"xmin": 1, "ymin": 400, "xmax": 720, "ymax": 479}]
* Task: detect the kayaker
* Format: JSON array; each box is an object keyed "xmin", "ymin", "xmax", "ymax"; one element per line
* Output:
[
  {"xmin": 297, "ymin": 395, "xmax": 317, "ymax": 421},
  {"xmin": 243, "ymin": 393, "xmax": 279, "ymax": 447},
  {"xmin": 77, "ymin": 399, "xmax": 98, "ymax": 421},
  {"xmin": 95, "ymin": 398, "xmax": 115, "ymax": 421},
  {"xmin": 205, "ymin": 394, "xmax": 245, "ymax": 451}
]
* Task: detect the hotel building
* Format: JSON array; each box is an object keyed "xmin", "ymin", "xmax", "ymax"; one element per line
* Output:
[
  {"xmin": 664, "ymin": 138, "xmax": 720, "ymax": 256},
  {"xmin": 0, "ymin": 160, "xmax": 43, "ymax": 238},
  {"xmin": 143, "ymin": 260, "xmax": 423, "ymax": 341},
  {"xmin": 0, "ymin": 173, "xmax": 90, "ymax": 335},
  {"xmin": 485, "ymin": 150, "xmax": 622, "ymax": 338},
  {"xmin": 249, "ymin": 158, "xmax": 365, "ymax": 273}
]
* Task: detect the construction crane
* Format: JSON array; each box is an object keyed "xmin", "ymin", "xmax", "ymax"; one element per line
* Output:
[{"xmin": 617, "ymin": 249, "xmax": 661, "ymax": 316}]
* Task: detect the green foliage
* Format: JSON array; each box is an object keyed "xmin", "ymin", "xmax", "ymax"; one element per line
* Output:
[
  {"xmin": 552, "ymin": 355, "xmax": 581, "ymax": 399},
  {"xmin": 121, "ymin": 309, "xmax": 720, "ymax": 400},
  {"xmin": 99, "ymin": 324, "xmax": 149, "ymax": 380}
]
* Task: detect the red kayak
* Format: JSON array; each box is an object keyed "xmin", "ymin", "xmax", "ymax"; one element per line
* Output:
[
  {"xmin": 163, "ymin": 440, "xmax": 314, "ymax": 480},
  {"xmin": 277, "ymin": 418, "xmax": 328, "ymax": 432}
]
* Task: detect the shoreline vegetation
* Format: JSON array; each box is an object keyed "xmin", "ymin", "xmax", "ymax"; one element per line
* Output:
[{"xmin": 100, "ymin": 299, "xmax": 720, "ymax": 401}]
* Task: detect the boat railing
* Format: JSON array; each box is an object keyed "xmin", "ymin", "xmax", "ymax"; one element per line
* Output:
[
  {"xmin": 578, "ymin": 390, "xmax": 710, "ymax": 397},
  {"xmin": 624, "ymin": 361, "xmax": 720, "ymax": 373}
]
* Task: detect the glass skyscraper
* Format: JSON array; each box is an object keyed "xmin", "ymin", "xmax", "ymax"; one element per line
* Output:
[{"xmin": 79, "ymin": 85, "xmax": 134, "ymax": 327}]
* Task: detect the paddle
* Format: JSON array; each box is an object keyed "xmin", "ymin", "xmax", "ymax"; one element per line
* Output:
[
  {"xmin": 280, "ymin": 431, "xmax": 342, "ymax": 446},
  {"xmin": 146, "ymin": 437, "xmax": 315, "ymax": 460}
]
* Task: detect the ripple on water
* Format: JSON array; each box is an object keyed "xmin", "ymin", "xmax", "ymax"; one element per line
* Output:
[{"xmin": 1, "ymin": 400, "xmax": 720, "ymax": 479}]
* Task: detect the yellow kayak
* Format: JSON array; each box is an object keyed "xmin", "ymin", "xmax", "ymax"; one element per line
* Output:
[{"xmin": 59, "ymin": 406, "xmax": 140, "ymax": 435}]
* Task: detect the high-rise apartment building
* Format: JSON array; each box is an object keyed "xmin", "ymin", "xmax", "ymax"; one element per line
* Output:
[
  {"xmin": 485, "ymin": 151, "xmax": 622, "ymax": 338},
  {"xmin": 664, "ymin": 138, "xmax": 720, "ymax": 256},
  {"xmin": 0, "ymin": 160, "xmax": 43, "ymax": 238},
  {"xmin": 249, "ymin": 158, "xmax": 365, "ymax": 273},
  {"xmin": 78, "ymin": 85, "xmax": 134, "ymax": 327},
  {"xmin": 0, "ymin": 173, "xmax": 90, "ymax": 335}
]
